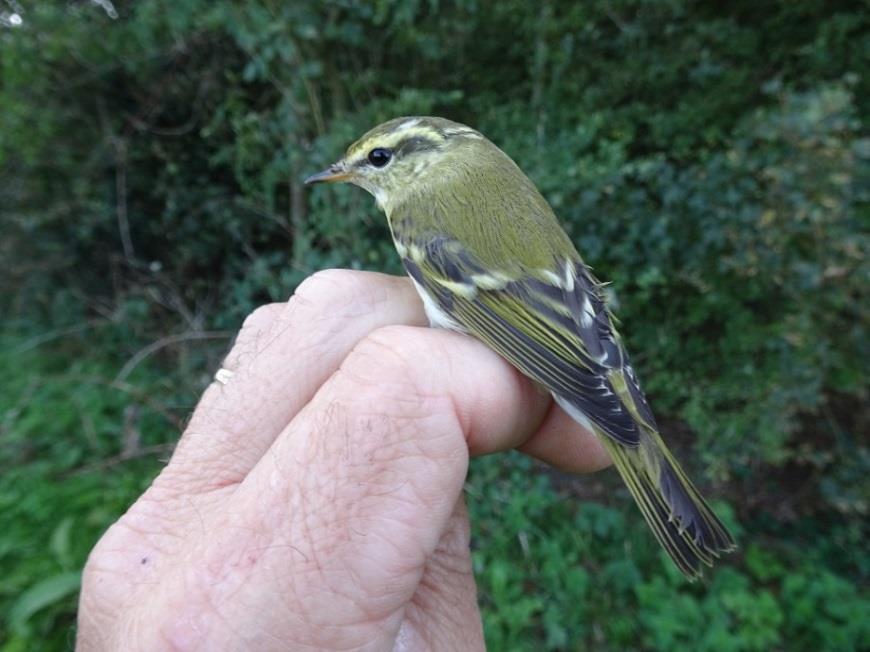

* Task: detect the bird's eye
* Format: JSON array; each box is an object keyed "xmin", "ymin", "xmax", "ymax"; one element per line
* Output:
[{"xmin": 367, "ymin": 148, "xmax": 393, "ymax": 168}]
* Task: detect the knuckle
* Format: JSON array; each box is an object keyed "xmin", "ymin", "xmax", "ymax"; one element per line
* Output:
[
  {"xmin": 240, "ymin": 302, "xmax": 283, "ymax": 333},
  {"xmin": 291, "ymin": 269, "xmax": 367, "ymax": 308},
  {"xmin": 287, "ymin": 269, "xmax": 396, "ymax": 326}
]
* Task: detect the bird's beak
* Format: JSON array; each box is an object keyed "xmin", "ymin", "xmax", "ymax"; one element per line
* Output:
[{"xmin": 304, "ymin": 161, "xmax": 350, "ymax": 185}]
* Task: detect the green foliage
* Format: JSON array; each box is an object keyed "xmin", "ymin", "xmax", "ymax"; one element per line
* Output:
[
  {"xmin": 0, "ymin": 328, "xmax": 197, "ymax": 648},
  {"xmin": 468, "ymin": 455, "xmax": 869, "ymax": 651},
  {"xmin": 564, "ymin": 81, "xmax": 869, "ymax": 476},
  {"xmin": 0, "ymin": 0, "xmax": 867, "ymax": 649}
]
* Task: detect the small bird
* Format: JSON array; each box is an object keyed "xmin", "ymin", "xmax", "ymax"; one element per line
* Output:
[{"xmin": 305, "ymin": 116, "xmax": 735, "ymax": 579}]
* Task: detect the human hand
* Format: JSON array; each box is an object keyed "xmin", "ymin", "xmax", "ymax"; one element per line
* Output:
[{"xmin": 76, "ymin": 270, "xmax": 610, "ymax": 651}]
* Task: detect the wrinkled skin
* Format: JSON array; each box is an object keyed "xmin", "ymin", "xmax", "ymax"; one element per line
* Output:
[{"xmin": 76, "ymin": 270, "xmax": 610, "ymax": 651}]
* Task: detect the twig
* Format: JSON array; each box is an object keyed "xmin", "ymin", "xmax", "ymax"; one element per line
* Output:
[
  {"xmin": 233, "ymin": 197, "xmax": 292, "ymax": 236},
  {"xmin": 113, "ymin": 330, "xmax": 231, "ymax": 383},
  {"xmin": 65, "ymin": 442, "xmax": 176, "ymax": 477},
  {"xmin": 85, "ymin": 377, "xmax": 186, "ymax": 431},
  {"xmin": 121, "ymin": 404, "xmax": 142, "ymax": 457},
  {"xmin": 7, "ymin": 321, "xmax": 100, "ymax": 354},
  {"xmin": 114, "ymin": 137, "xmax": 135, "ymax": 260}
]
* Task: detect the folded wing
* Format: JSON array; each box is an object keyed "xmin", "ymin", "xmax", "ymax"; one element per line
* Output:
[{"xmin": 401, "ymin": 234, "xmax": 653, "ymax": 447}]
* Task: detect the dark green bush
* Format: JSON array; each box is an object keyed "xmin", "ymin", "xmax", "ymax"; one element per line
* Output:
[{"xmin": 1, "ymin": 1, "xmax": 867, "ymax": 649}]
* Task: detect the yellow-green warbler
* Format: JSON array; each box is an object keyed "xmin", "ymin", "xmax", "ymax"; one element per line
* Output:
[{"xmin": 306, "ymin": 116, "xmax": 735, "ymax": 579}]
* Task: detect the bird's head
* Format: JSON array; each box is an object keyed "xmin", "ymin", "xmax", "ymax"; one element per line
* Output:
[{"xmin": 304, "ymin": 116, "xmax": 485, "ymax": 211}]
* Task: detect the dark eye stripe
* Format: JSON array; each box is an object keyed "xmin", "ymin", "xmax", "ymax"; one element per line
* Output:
[
  {"xmin": 395, "ymin": 136, "xmax": 439, "ymax": 156},
  {"xmin": 359, "ymin": 136, "xmax": 439, "ymax": 169}
]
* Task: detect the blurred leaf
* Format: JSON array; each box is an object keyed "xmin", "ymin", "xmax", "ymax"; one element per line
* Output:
[{"xmin": 8, "ymin": 572, "xmax": 81, "ymax": 634}]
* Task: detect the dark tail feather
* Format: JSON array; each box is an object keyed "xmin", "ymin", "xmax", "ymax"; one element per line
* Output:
[{"xmin": 601, "ymin": 432, "xmax": 736, "ymax": 580}]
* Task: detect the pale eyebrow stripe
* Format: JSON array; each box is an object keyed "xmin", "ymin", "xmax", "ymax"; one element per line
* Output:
[
  {"xmin": 441, "ymin": 127, "xmax": 484, "ymax": 139},
  {"xmin": 396, "ymin": 118, "xmax": 421, "ymax": 131}
]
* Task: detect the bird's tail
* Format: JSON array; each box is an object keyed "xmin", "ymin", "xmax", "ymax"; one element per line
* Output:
[{"xmin": 600, "ymin": 430, "xmax": 736, "ymax": 579}]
